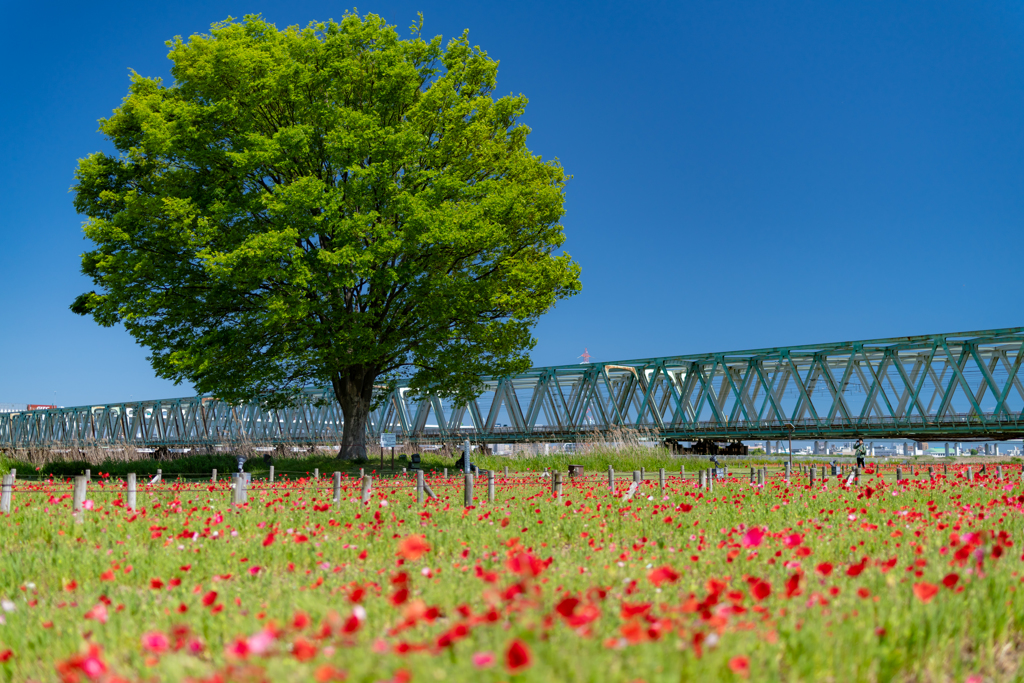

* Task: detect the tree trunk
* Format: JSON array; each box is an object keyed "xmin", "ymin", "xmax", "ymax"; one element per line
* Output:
[{"xmin": 332, "ymin": 367, "xmax": 377, "ymax": 461}]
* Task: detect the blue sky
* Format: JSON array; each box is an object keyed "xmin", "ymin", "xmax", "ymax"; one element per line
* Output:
[{"xmin": 1, "ymin": 1, "xmax": 1023, "ymax": 408}]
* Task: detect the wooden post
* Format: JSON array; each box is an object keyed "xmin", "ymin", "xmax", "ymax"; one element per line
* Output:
[
  {"xmin": 73, "ymin": 475, "xmax": 87, "ymax": 523},
  {"xmin": 944, "ymin": 463, "xmax": 948, "ymax": 476},
  {"xmin": 998, "ymin": 466, "xmax": 1004, "ymax": 480},
  {"xmin": 464, "ymin": 473, "xmax": 473, "ymax": 508},
  {"xmin": 85, "ymin": 469, "xmax": 91, "ymax": 482},
  {"xmin": 554, "ymin": 472, "xmax": 563, "ymax": 503},
  {"xmin": 632, "ymin": 470, "xmax": 641, "ymax": 484},
  {"xmin": 708, "ymin": 472, "xmax": 714, "ymax": 493},
  {"xmin": 360, "ymin": 476, "xmax": 373, "ymax": 504},
  {"xmin": 784, "ymin": 461, "xmax": 791, "ymax": 483},
  {"xmin": 698, "ymin": 470, "xmax": 705, "ymax": 489},
  {"xmin": 488, "ymin": 469, "xmax": 495, "ymax": 503},
  {"xmin": 0, "ymin": 474, "xmax": 12, "ymax": 513},
  {"xmin": 422, "ymin": 476, "xmax": 436, "ymax": 500},
  {"xmin": 359, "ymin": 468, "xmax": 364, "ymax": 479},
  {"xmin": 750, "ymin": 467, "xmax": 755, "ymax": 483},
  {"xmin": 212, "ymin": 469, "xmax": 217, "ymax": 483},
  {"xmin": 896, "ymin": 468, "xmax": 903, "ymax": 482},
  {"xmin": 333, "ymin": 471, "xmax": 341, "ymax": 503},
  {"xmin": 443, "ymin": 468, "xmax": 448, "ymax": 479},
  {"xmin": 757, "ymin": 469, "xmax": 764, "ymax": 486},
  {"xmin": 503, "ymin": 466, "xmax": 509, "ymax": 478},
  {"xmin": 314, "ymin": 468, "xmax": 319, "ymax": 480},
  {"xmin": 658, "ymin": 468, "xmax": 665, "ymax": 493},
  {"xmin": 608, "ymin": 466, "xmax": 614, "ymax": 492},
  {"xmin": 8, "ymin": 469, "xmax": 14, "ymax": 482},
  {"xmin": 928, "ymin": 466, "xmax": 934, "ymax": 481},
  {"xmin": 640, "ymin": 467, "xmax": 646, "ymax": 481},
  {"xmin": 809, "ymin": 468, "xmax": 815, "ymax": 486},
  {"xmin": 967, "ymin": 467, "xmax": 974, "ymax": 482},
  {"xmin": 417, "ymin": 470, "xmax": 425, "ymax": 504},
  {"xmin": 269, "ymin": 465, "xmax": 275, "ymax": 483},
  {"xmin": 127, "ymin": 473, "xmax": 137, "ymax": 512},
  {"xmin": 232, "ymin": 474, "xmax": 247, "ymax": 505}
]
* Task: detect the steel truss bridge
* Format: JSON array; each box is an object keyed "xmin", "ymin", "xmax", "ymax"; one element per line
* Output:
[{"xmin": 4, "ymin": 327, "xmax": 1024, "ymax": 450}]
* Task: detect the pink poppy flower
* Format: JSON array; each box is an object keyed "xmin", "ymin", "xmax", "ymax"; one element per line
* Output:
[
  {"xmin": 741, "ymin": 527, "xmax": 766, "ymax": 548},
  {"xmin": 472, "ymin": 651, "xmax": 496, "ymax": 668},
  {"xmin": 141, "ymin": 631, "xmax": 169, "ymax": 654},
  {"xmin": 84, "ymin": 602, "xmax": 108, "ymax": 624}
]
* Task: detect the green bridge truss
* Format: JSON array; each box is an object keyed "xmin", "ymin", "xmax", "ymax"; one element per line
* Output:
[{"xmin": 3, "ymin": 327, "xmax": 1024, "ymax": 449}]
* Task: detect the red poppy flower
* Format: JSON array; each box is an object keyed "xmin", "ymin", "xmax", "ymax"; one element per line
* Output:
[
  {"xmin": 555, "ymin": 596, "xmax": 580, "ymax": 618},
  {"xmin": 913, "ymin": 582, "xmax": 939, "ymax": 603},
  {"xmin": 751, "ymin": 580, "xmax": 771, "ymax": 601},
  {"xmin": 647, "ymin": 565, "xmax": 680, "ymax": 586},
  {"xmin": 292, "ymin": 637, "xmax": 317, "ymax": 661},
  {"xmin": 729, "ymin": 655, "xmax": 750, "ymax": 678},
  {"xmin": 397, "ymin": 535, "xmax": 431, "ymax": 561},
  {"xmin": 846, "ymin": 558, "xmax": 867, "ymax": 577},
  {"xmin": 505, "ymin": 638, "xmax": 532, "ymax": 672},
  {"xmin": 390, "ymin": 587, "xmax": 409, "ymax": 606}
]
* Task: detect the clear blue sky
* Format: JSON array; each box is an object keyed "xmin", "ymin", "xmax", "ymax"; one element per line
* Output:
[{"xmin": 2, "ymin": 1, "xmax": 1022, "ymax": 408}]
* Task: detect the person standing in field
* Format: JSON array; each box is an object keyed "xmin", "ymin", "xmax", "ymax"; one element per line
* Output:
[{"xmin": 854, "ymin": 438, "xmax": 867, "ymax": 468}]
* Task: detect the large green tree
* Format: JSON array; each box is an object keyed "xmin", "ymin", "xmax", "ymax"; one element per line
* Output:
[{"xmin": 71, "ymin": 13, "xmax": 580, "ymax": 460}]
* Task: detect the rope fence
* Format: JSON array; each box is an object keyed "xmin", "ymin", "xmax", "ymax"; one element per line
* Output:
[{"xmin": 0, "ymin": 461, "xmax": 1018, "ymax": 515}]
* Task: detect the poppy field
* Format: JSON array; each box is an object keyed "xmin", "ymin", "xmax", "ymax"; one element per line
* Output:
[{"xmin": 2, "ymin": 461, "xmax": 1024, "ymax": 682}]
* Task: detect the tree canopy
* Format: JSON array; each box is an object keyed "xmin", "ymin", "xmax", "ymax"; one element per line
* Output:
[{"xmin": 71, "ymin": 13, "xmax": 581, "ymax": 459}]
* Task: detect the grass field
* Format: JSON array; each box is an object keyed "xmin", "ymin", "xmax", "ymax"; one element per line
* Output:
[{"xmin": 0, "ymin": 459, "xmax": 1022, "ymax": 681}]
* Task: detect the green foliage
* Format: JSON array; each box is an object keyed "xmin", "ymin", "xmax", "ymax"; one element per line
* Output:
[
  {"xmin": 38, "ymin": 460, "xmax": 93, "ymax": 478},
  {"xmin": 71, "ymin": 12, "xmax": 581, "ymax": 457},
  {"xmin": 0, "ymin": 454, "xmax": 33, "ymax": 477},
  {"xmin": 26, "ymin": 448, "xmax": 773, "ymax": 481},
  {"xmin": 40, "ymin": 455, "xmax": 246, "ymax": 479},
  {"xmin": 468, "ymin": 448, "xmax": 719, "ymax": 473}
]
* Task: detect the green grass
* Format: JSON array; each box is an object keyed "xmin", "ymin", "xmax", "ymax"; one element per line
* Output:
[{"xmin": 0, "ymin": 462, "xmax": 1022, "ymax": 680}]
